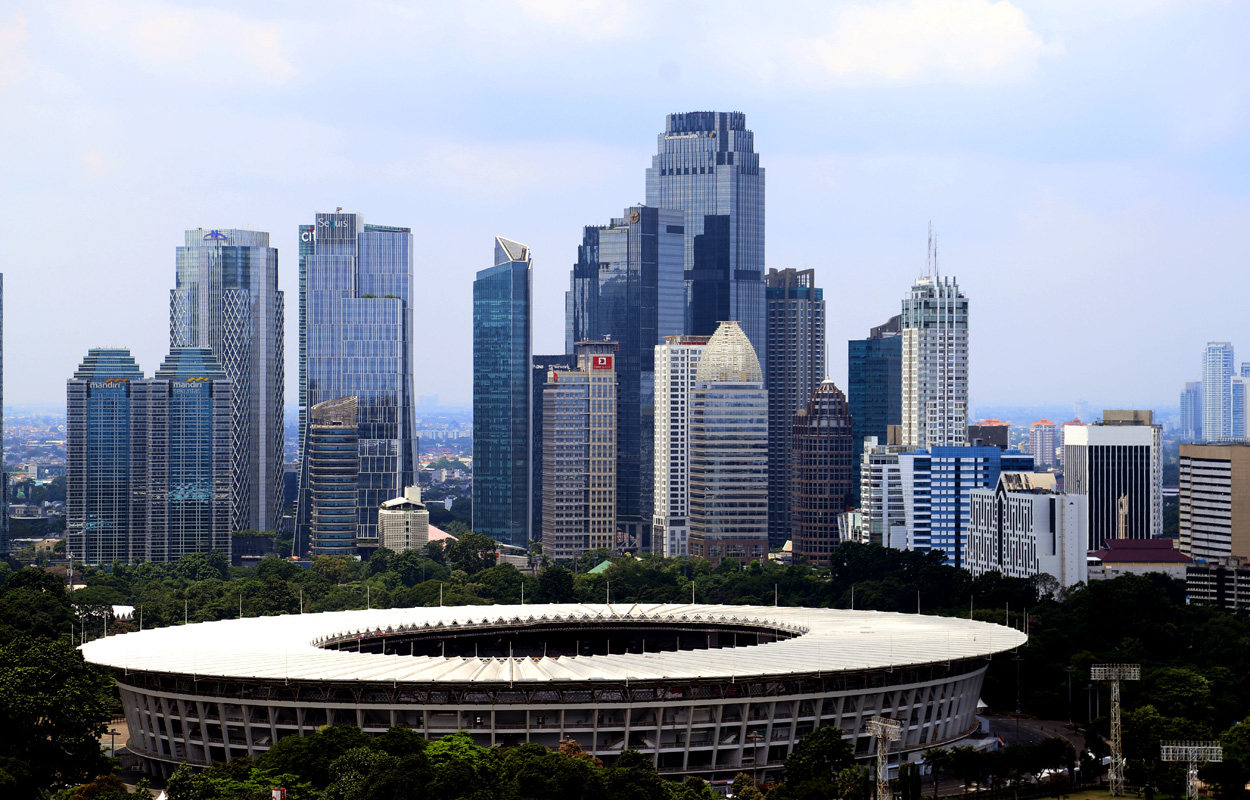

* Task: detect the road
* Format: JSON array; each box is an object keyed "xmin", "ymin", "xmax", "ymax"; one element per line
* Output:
[{"xmin": 986, "ymin": 716, "xmax": 1086, "ymax": 751}]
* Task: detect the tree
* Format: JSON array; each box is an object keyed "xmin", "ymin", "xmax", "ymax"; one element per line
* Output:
[
  {"xmin": 783, "ymin": 725, "xmax": 855, "ymax": 786},
  {"xmin": 923, "ymin": 748, "xmax": 953, "ymax": 798},
  {"xmin": 259, "ymin": 726, "xmax": 373, "ymax": 789},
  {"xmin": 732, "ymin": 772, "xmax": 766, "ymax": 799},
  {"xmin": 446, "ymin": 532, "xmax": 498, "ymax": 576},
  {"xmin": 539, "ymin": 566, "xmax": 575, "ymax": 603}
]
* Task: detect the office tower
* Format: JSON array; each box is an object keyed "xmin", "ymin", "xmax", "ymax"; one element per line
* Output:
[
  {"xmin": 900, "ymin": 274, "xmax": 968, "ymax": 448},
  {"xmin": 130, "ymin": 348, "xmax": 233, "ymax": 563},
  {"xmin": 848, "ymin": 315, "xmax": 902, "ymax": 505},
  {"xmin": 565, "ymin": 207, "xmax": 684, "ymax": 548},
  {"xmin": 1063, "ymin": 410, "xmax": 1162, "ymax": 549},
  {"xmin": 1029, "ymin": 419, "xmax": 1058, "ymax": 468},
  {"xmin": 860, "ymin": 438, "xmax": 913, "ymax": 548},
  {"xmin": 1203, "ymin": 342, "xmax": 1235, "ymax": 440},
  {"xmin": 967, "ymin": 473, "xmax": 1087, "ymax": 587},
  {"xmin": 1058, "ymin": 418, "xmax": 1083, "ymax": 467},
  {"xmin": 764, "ymin": 268, "xmax": 826, "ymax": 545},
  {"xmin": 899, "ymin": 446, "xmax": 1033, "ymax": 568},
  {"xmin": 379, "ymin": 486, "xmax": 430, "ymax": 553},
  {"xmin": 532, "ymin": 354, "xmax": 577, "ymax": 543},
  {"xmin": 473, "ymin": 237, "xmax": 532, "ymax": 548},
  {"xmin": 1235, "ymin": 377, "xmax": 1249, "ymax": 440},
  {"xmin": 967, "ymin": 419, "xmax": 1010, "ymax": 450},
  {"xmin": 689, "ymin": 322, "xmax": 768, "ymax": 565},
  {"xmin": 790, "ymin": 379, "xmax": 852, "ymax": 566},
  {"xmin": 302, "ymin": 396, "xmax": 359, "ymax": 557},
  {"xmin": 540, "ymin": 342, "xmax": 618, "ymax": 561},
  {"xmin": 170, "ymin": 228, "xmax": 283, "ymax": 534},
  {"xmin": 1180, "ymin": 381, "xmax": 1203, "ymax": 441},
  {"xmin": 1178, "ymin": 444, "xmax": 1250, "ymax": 561},
  {"xmin": 644, "ymin": 111, "xmax": 766, "ymax": 367},
  {"xmin": 297, "ymin": 211, "xmax": 416, "ymax": 549},
  {"xmin": 66, "ymin": 348, "xmax": 145, "ymax": 564},
  {"xmin": 652, "ymin": 335, "xmax": 709, "ymax": 557}
]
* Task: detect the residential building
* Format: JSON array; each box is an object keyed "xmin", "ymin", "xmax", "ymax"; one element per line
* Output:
[
  {"xmin": 531, "ymin": 354, "xmax": 576, "ymax": 544},
  {"xmin": 130, "ymin": 348, "xmax": 233, "ymax": 563},
  {"xmin": 379, "ymin": 486, "xmax": 430, "ymax": 553},
  {"xmin": 790, "ymin": 378, "xmax": 852, "ymax": 566},
  {"xmin": 302, "ymin": 396, "xmax": 359, "ymax": 557},
  {"xmin": 1234, "ymin": 377, "xmax": 1248, "ymax": 440},
  {"xmin": 848, "ymin": 315, "xmax": 902, "ymax": 504},
  {"xmin": 765, "ymin": 268, "xmax": 826, "ymax": 545},
  {"xmin": 644, "ymin": 111, "xmax": 766, "ymax": 368},
  {"xmin": 297, "ymin": 211, "xmax": 416, "ymax": 550},
  {"xmin": 473, "ymin": 236, "xmax": 532, "ymax": 548},
  {"xmin": 1063, "ymin": 410, "xmax": 1162, "ymax": 549},
  {"xmin": 652, "ymin": 335, "xmax": 709, "ymax": 557},
  {"xmin": 967, "ymin": 419, "xmax": 1009, "ymax": 450},
  {"xmin": 66, "ymin": 348, "xmax": 145, "ymax": 564},
  {"xmin": 1178, "ymin": 443, "xmax": 1250, "ymax": 561},
  {"xmin": 689, "ymin": 322, "xmax": 768, "ymax": 566},
  {"xmin": 966, "ymin": 472, "xmax": 1087, "ymax": 588},
  {"xmin": 900, "ymin": 275, "xmax": 969, "ymax": 448},
  {"xmin": 1087, "ymin": 539, "xmax": 1192, "ymax": 581},
  {"xmin": 565, "ymin": 207, "xmax": 684, "ymax": 548},
  {"xmin": 1029, "ymin": 419, "xmax": 1058, "ymax": 468},
  {"xmin": 1180, "ymin": 381, "xmax": 1202, "ymax": 441},
  {"xmin": 170, "ymin": 228, "xmax": 284, "ymax": 533},
  {"xmin": 860, "ymin": 437, "xmax": 913, "ymax": 549},
  {"xmin": 1203, "ymin": 342, "xmax": 1235, "ymax": 440},
  {"xmin": 540, "ymin": 342, "xmax": 618, "ymax": 561}
]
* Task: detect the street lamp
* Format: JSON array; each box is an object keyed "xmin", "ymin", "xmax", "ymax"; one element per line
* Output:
[{"xmin": 108, "ymin": 727, "xmax": 118, "ymax": 757}]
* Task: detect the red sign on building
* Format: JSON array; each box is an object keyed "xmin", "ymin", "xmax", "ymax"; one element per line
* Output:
[{"xmin": 592, "ymin": 355, "xmax": 613, "ymax": 370}]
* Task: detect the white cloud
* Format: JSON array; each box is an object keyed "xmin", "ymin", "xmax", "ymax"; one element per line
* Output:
[
  {"xmin": 510, "ymin": 0, "xmax": 639, "ymax": 40},
  {"xmin": 0, "ymin": 11, "xmax": 30, "ymax": 91}
]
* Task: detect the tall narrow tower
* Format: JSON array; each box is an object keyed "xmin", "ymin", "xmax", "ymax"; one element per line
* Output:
[
  {"xmin": 900, "ymin": 264, "xmax": 968, "ymax": 448},
  {"xmin": 1203, "ymin": 342, "xmax": 1235, "ymax": 440}
]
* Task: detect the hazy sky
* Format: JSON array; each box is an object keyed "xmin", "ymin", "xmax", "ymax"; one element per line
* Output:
[{"xmin": 2, "ymin": 0, "xmax": 1247, "ymax": 411}]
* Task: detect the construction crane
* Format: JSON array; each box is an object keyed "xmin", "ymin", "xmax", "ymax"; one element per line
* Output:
[
  {"xmin": 1091, "ymin": 664, "xmax": 1140, "ymax": 796},
  {"xmin": 1161, "ymin": 741, "xmax": 1223, "ymax": 800},
  {"xmin": 866, "ymin": 715, "xmax": 902, "ymax": 800}
]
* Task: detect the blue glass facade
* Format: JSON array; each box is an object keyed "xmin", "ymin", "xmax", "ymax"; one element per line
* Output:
[
  {"xmin": 67, "ymin": 348, "xmax": 145, "ymax": 564},
  {"xmin": 645, "ymin": 111, "xmax": 766, "ymax": 373},
  {"xmin": 297, "ymin": 212, "xmax": 416, "ymax": 551},
  {"xmin": 848, "ymin": 316, "xmax": 902, "ymax": 504},
  {"xmin": 472, "ymin": 237, "xmax": 532, "ymax": 548},
  {"xmin": 565, "ymin": 207, "xmax": 685, "ymax": 548}
]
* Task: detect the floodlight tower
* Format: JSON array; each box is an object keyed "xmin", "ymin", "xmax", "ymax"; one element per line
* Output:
[
  {"xmin": 1161, "ymin": 741, "xmax": 1223, "ymax": 800},
  {"xmin": 866, "ymin": 715, "xmax": 902, "ymax": 800},
  {"xmin": 1091, "ymin": 664, "xmax": 1140, "ymax": 796}
]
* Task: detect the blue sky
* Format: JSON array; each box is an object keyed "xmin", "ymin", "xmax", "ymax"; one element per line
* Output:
[{"xmin": 1, "ymin": 0, "xmax": 1247, "ymax": 412}]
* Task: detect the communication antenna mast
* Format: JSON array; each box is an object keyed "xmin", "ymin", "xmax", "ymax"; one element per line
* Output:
[
  {"xmin": 1091, "ymin": 663, "xmax": 1140, "ymax": 796},
  {"xmin": 866, "ymin": 715, "xmax": 902, "ymax": 800},
  {"xmin": 1161, "ymin": 741, "xmax": 1223, "ymax": 800}
]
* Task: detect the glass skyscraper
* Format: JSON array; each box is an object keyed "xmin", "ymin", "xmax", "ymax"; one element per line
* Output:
[
  {"xmin": 296, "ymin": 211, "xmax": 416, "ymax": 550},
  {"xmin": 472, "ymin": 237, "xmax": 532, "ymax": 548},
  {"xmin": 565, "ymin": 206, "xmax": 685, "ymax": 548},
  {"xmin": 171, "ymin": 228, "xmax": 284, "ymax": 533},
  {"xmin": 67, "ymin": 348, "xmax": 145, "ymax": 564},
  {"xmin": 848, "ymin": 315, "xmax": 902, "ymax": 504},
  {"xmin": 645, "ymin": 111, "xmax": 766, "ymax": 371}
]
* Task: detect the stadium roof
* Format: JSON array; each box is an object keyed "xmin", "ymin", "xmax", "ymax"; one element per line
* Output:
[{"xmin": 80, "ymin": 604, "xmax": 1026, "ymax": 685}]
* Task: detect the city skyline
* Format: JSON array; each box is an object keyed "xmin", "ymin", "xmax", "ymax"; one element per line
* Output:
[{"xmin": 3, "ymin": 3, "xmax": 1249, "ymax": 412}]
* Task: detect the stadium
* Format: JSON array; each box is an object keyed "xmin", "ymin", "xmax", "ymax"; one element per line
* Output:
[{"xmin": 81, "ymin": 604, "xmax": 1026, "ymax": 781}]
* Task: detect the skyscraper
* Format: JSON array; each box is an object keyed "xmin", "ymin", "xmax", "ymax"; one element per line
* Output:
[
  {"xmin": 170, "ymin": 228, "xmax": 283, "ymax": 533},
  {"xmin": 847, "ymin": 315, "xmax": 902, "ymax": 505},
  {"xmin": 1028, "ymin": 419, "xmax": 1058, "ymax": 468},
  {"xmin": 297, "ymin": 211, "xmax": 416, "ymax": 549},
  {"xmin": 1063, "ymin": 410, "xmax": 1162, "ymax": 549},
  {"xmin": 67, "ymin": 348, "xmax": 145, "ymax": 564},
  {"xmin": 900, "ymin": 274, "xmax": 969, "ymax": 448},
  {"xmin": 473, "ymin": 237, "xmax": 532, "ymax": 548},
  {"xmin": 1179, "ymin": 443, "xmax": 1250, "ymax": 561},
  {"xmin": 531, "ymin": 354, "xmax": 577, "ymax": 543},
  {"xmin": 130, "ymin": 348, "xmax": 233, "ymax": 563},
  {"xmin": 1180, "ymin": 381, "xmax": 1202, "ymax": 441},
  {"xmin": 689, "ymin": 322, "xmax": 768, "ymax": 566},
  {"xmin": 652, "ymin": 335, "xmax": 709, "ymax": 557},
  {"xmin": 303, "ymin": 396, "xmax": 359, "ymax": 558},
  {"xmin": 565, "ymin": 206, "xmax": 685, "ymax": 548},
  {"xmin": 1203, "ymin": 342, "xmax": 1235, "ymax": 440},
  {"xmin": 764, "ymin": 268, "xmax": 826, "ymax": 545},
  {"xmin": 790, "ymin": 378, "xmax": 853, "ymax": 566},
  {"xmin": 644, "ymin": 111, "xmax": 766, "ymax": 368}
]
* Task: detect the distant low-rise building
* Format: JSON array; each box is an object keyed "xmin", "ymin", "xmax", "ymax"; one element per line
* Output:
[
  {"xmin": 967, "ymin": 419, "xmax": 1010, "ymax": 450},
  {"xmin": 1087, "ymin": 539, "xmax": 1192, "ymax": 581},
  {"xmin": 1187, "ymin": 558, "xmax": 1250, "ymax": 611},
  {"xmin": 379, "ymin": 486, "xmax": 430, "ymax": 553}
]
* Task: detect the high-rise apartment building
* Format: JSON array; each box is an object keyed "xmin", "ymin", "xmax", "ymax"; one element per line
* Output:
[
  {"xmin": 171, "ymin": 228, "xmax": 283, "ymax": 533},
  {"xmin": 764, "ymin": 268, "xmax": 826, "ymax": 545},
  {"xmin": 130, "ymin": 348, "xmax": 233, "ymax": 563},
  {"xmin": 1029, "ymin": 419, "xmax": 1058, "ymax": 468},
  {"xmin": 540, "ymin": 342, "xmax": 618, "ymax": 561},
  {"xmin": 689, "ymin": 322, "xmax": 768, "ymax": 566},
  {"xmin": 848, "ymin": 315, "xmax": 902, "ymax": 505},
  {"xmin": 1063, "ymin": 410, "xmax": 1162, "ymax": 549},
  {"xmin": 302, "ymin": 396, "xmax": 359, "ymax": 557},
  {"xmin": 532, "ymin": 354, "xmax": 577, "ymax": 543},
  {"xmin": 859, "ymin": 438, "xmax": 912, "ymax": 549},
  {"xmin": 297, "ymin": 211, "xmax": 416, "ymax": 549},
  {"xmin": 66, "ymin": 348, "xmax": 145, "ymax": 564},
  {"xmin": 1234, "ymin": 377, "xmax": 1248, "ymax": 440},
  {"xmin": 790, "ymin": 378, "xmax": 852, "ymax": 566},
  {"xmin": 644, "ymin": 111, "xmax": 766, "ymax": 368},
  {"xmin": 1180, "ymin": 381, "xmax": 1203, "ymax": 441},
  {"xmin": 473, "ymin": 237, "xmax": 532, "ymax": 548},
  {"xmin": 1178, "ymin": 443, "xmax": 1250, "ymax": 561},
  {"xmin": 1203, "ymin": 342, "xmax": 1235, "ymax": 440},
  {"xmin": 652, "ymin": 335, "xmax": 709, "ymax": 557},
  {"xmin": 566, "ymin": 207, "xmax": 684, "ymax": 547},
  {"xmin": 967, "ymin": 473, "xmax": 1087, "ymax": 588},
  {"xmin": 900, "ymin": 275, "xmax": 968, "ymax": 449}
]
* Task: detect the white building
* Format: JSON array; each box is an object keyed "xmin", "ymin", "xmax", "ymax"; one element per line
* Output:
[
  {"xmin": 378, "ymin": 486, "xmax": 430, "ymax": 552},
  {"xmin": 1063, "ymin": 410, "xmax": 1162, "ymax": 550},
  {"xmin": 859, "ymin": 437, "xmax": 912, "ymax": 548},
  {"xmin": 900, "ymin": 274, "xmax": 968, "ymax": 448},
  {"xmin": 966, "ymin": 473, "xmax": 1087, "ymax": 588},
  {"xmin": 1203, "ymin": 342, "xmax": 1235, "ymax": 440},
  {"xmin": 1028, "ymin": 419, "xmax": 1058, "ymax": 468},
  {"xmin": 652, "ymin": 335, "xmax": 709, "ymax": 557}
]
